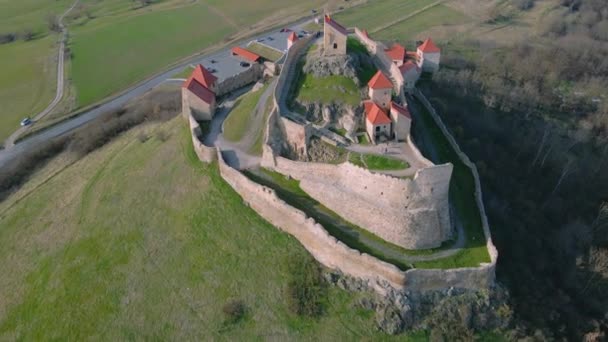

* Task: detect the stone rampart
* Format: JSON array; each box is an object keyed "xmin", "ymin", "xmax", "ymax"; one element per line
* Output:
[
  {"xmin": 187, "ymin": 112, "xmax": 216, "ymax": 163},
  {"xmin": 261, "ymin": 153, "xmax": 453, "ymax": 249},
  {"xmin": 217, "ymin": 149, "xmax": 407, "ymax": 290},
  {"xmin": 215, "ymin": 63, "xmax": 264, "ymax": 97},
  {"xmin": 353, "ymin": 28, "xmax": 405, "ymax": 94},
  {"xmin": 413, "ymin": 88, "xmax": 498, "ymax": 276}
]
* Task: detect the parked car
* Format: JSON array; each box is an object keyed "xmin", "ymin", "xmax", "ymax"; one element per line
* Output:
[
  {"xmin": 20, "ymin": 118, "xmax": 32, "ymax": 126},
  {"xmin": 267, "ymin": 36, "xmax": 274, "ymax": 41},
  {"xmin": 207, "ymin": 67, "xmax": 217, "ymax": 73},
  {"xmin": 239, "ymin": 61, "xmax": 250, "ymax": 67},
  {"xmin": 210, "ymin": 59, "xmax": 217, "ymax": 64}
]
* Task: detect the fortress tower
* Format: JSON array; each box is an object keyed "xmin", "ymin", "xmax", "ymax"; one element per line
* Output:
[{"xmin": 323, "ymin": 15, "xmax": 347, "ymax": 56}]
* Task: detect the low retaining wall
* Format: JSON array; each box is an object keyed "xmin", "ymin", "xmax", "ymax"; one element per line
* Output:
[
  {"xmin": 187, "ymin": 112, "xmax": 216, "ymax": 163},
  {"xmin": 413, "ymin": 88, "xmax": 499, "ymax": 275}
]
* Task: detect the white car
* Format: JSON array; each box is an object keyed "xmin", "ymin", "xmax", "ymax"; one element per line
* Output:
[{"xmin": 20, "ymin": 118, "xmax": 32, "ymax": 126}]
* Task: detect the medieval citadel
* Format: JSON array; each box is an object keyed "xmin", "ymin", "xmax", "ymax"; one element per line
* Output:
[{"xmin": 181, "ymin": 15, "xmax": 498, "ymax": 295}]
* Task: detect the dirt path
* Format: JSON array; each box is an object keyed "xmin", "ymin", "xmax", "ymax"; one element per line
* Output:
[
  {"xmin": 4, "ymin": 0, "xmax": 80, "ymax": 148},
  {"xmin": 235, "ymin": 79, "xmax": 277, "ymax": 152}
]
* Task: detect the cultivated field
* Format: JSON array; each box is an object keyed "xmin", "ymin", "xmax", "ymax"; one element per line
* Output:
[
  {"xmin": 0, "ymin": 118, "xmax": 426, "ymax": 340},
  {"xmin": 333, "ymin": 0, "xmax": 437, "ymax": 32}
]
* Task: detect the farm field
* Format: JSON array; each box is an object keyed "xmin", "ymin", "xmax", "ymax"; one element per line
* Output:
[
  {"xmin": 0, "ymin": 118, "xmax": 424, "ymax": 340},
  {"xmin": 374, "ymin": 5, "xmax": 470, "ymax": 45},
  {"xmin": 0, "ymin": 36, "xmax": 57, "ymax": 142},
  {"xmin": 333, "ymin": 0, "xmax": 436, "ymax": 32}
]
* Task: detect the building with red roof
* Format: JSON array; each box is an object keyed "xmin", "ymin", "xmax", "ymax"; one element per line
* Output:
[
  {"xmin": 399, "ymin": 61, "xmax": 421, "ymax": 89},
  {"xmin": 390, "ymin": 101, "xmax": 412, "ymax": 140},
  {"xmin": 287, "ymin": 32, "xmax": 298, "ymax": 49},
  {"xmin": 364, "ymin": 100, "xmax": 392, "ymax": 144},
  {"xmin": 416, "ymin": 38, "xmax": 441, "ymax": 73},
  {"xmin": 323, "ymin": 15, "xmax": 347, "ymax": 56},
  {"xmin": 231, "ymin": 46, "xmax": 261, "ymax": 63},
  {"xmin": 182, "ymin": 67, "xmax": 217, "ymax": 121},
  {"xmin": 367, "ymin": 70, "xmax": 393, "ymax": 109},
  {"xmin": 385, "ymin": 43, "xmax": 406, "ymax": 67}
]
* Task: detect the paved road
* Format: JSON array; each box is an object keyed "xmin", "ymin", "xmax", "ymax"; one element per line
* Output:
[
  {"xmin": 0, "ymin": 18, "xmax": 313, "ymax": 168},
  {"xmin": 4, "ymin": 0, "xmax": 80, "ymax": 148}
]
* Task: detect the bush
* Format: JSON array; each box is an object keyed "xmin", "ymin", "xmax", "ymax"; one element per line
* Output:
[
  {"xmin": 285, "ymin": 252, "xmax": 327, "ymax": 317},
  {"xmin": 222, "ymin": 299, "xmax": 246, "ymax": 324},
  {"xmin": 0, "ymin": 33, "xmax": 16, "ymax": 44},
  {"xmin": 155, "ymin": 130, "xmax": 169, "ymax": 142},
  {"xmin": 137, "ymin": 131, "xmax": 149, "ymax": 143}
]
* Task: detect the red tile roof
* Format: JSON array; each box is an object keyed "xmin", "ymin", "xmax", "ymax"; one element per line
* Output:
[
  {"xmin": 324, "ymin": 15, "xmax": 348, "ymax": 35},
  {"xmin": 288, "ymin": 32, "xmax": 298, "ymax": 42},
  {"xmin": 183, "ymin": 77, "xmax": 215, "ymax": 104},
  {"xmin": 399, "ymin": 61, "xmax": 419, "ymax": 74},
  {"xmin": 368, "ymin": 70, "xmax": 393, "ymax": 89},
  {"xmin": 191, "ymin": 64, "xmax": 217, "ymax": 89},
  {"xmin": 231, "ymin": 46, "xmax": 261, "ymax": 62},
  {"xmin": 385, "ymin": 44, "xmax": 406, "ymax": 62},
  {"xmin": 418, "ymin": 38, "xmax": 440, "ymax": 53},
  {"xmin": 390, "ymin": 102, "xmax": 411, "ymax": 119},
  {"xmin": 365, "ymin": 101, "xmax": 392, "ymax": 125}
]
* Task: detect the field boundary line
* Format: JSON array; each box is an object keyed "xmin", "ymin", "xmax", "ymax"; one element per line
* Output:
[{"xmin": 369, "ymin": 0, "xmax": 446, "ymax": 34}]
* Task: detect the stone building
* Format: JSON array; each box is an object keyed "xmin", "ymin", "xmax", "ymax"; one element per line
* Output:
[
  {"xmin": 287, "ymin": 32, "xmax": 298, "ymax": 50},
  {"xmin": 182, "ymin": 65, "xmax": 217, "ymax": 121},
  {"xmin": 364, "ymin": 100, "xmax": 392, "ymax": 144},
  {"xmin": 368, "ymin": 70, "xmax": 393, "ymax": 109},
  {"xmin": 417, "ymin": 38, "xmax": 441, "ymax": 73},
  {"xmin": 389, "ymin": 102, "xmax": 412, "ymax": 141},
  {"xmin": 400, "ymin": 61, "xmax": 421, "ymax": 90},
  {"xmin": 323, "ymin": 15, "xmax": 347, "ymax": 56},
  {"xmin": 385, "ymin": 43, "xmax": 406, "ymax": 67}
]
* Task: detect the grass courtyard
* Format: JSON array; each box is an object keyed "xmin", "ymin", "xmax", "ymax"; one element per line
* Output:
[
  {"xmin": 293, "ymin": 74, "xmax": 360, "ymax": 107},
  {"xmin": 348, "ymin": 152, "xmax": 409, "ymax": 171},
  {"xmin": 223, "ymin": 83, "xmax": 269, "ymax": 143},
  {"xmin": 0, "ymin": 118, "xmax": 425, "ymax": 340}
]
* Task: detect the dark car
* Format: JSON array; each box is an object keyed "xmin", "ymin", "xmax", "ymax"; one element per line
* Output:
[{"xmin": 240, "ymin": 61, "xmax": 250, "ymax": 67}]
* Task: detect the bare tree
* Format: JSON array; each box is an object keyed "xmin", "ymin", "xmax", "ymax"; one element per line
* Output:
[{"xmin": 46, "ymin": 14, "xmax": 61, "ymax": 33}]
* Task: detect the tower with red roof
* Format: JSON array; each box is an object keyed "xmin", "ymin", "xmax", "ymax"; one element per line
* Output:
[
  {"xmin": 182, "ymin": 64, "xmax": 217, "ymax": 121},
  {"xmin": 416, "ymin": 38, "xmax": 441, "ymax": 73},
  {"xmin": 287, "ymin": 32, "xmax": 298, "ymax": 50},
  {"xmin": 323, "ymin": 15, "xmax": 347, "ymax": 56},
  {"xmin": 367, "ymin": 70, "xmax": 393, "ymax": 110}
]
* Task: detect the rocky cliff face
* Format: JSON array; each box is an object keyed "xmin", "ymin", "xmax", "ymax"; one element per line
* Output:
[{"xmin": 299, "ymin": 102, "xmax": 363, "ymax": 135}]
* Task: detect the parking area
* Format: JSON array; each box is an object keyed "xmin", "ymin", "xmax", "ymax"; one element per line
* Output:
[{"xmin": 191, "ymin": 24, "xmax": 312, "ymax": 83}]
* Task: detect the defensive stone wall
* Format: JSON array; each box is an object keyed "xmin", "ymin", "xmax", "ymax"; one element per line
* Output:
[
  {"xmin": 353, "ymin": 28, "xmax": 405, "ymax": 94},
  {"xmin": 261, "ymin": 152, "xmax": 453, "ymax": 249},
  {"xmin": 187, "ymin": 112, "xmax": 216, "ymax": 163},
  {"xmin": 413, "ymin": 88, "xmax": 499, "ymax": 279},
  {"xmin": 215, "ymin": 63, "xmax": 264, "ymax": 97}
]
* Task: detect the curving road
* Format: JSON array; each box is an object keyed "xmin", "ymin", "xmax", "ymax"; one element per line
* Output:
[
  {"xmin": 0, "ymin": 18, "xmax": 313, "ymax": 168},
  {"xmin": 5, "ymin": 0, "xmax": 80, "ymax": 148}
]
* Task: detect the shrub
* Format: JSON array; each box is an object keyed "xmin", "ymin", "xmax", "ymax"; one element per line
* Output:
[
  {"xmin": 137, "ymin": 131, "xmax": 149, "ymax": 143},
  {"xmin": 155, "ymin": 130, "xmax": 169, "ymax": 142},
  {"xmin": 285, "ymin": 252, "xmax": 327, "ymax": 317},
  {"xmin": 0, "ymin": 33, "xmax": 16, "ymax": 44},
  {"xmin": 222, "ymin": 299, "xmax": 246, "ymax": 324}
]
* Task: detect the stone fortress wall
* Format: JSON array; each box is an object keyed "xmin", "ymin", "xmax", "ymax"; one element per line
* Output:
[
  {"xmin": 353, "ymin": 28, "xmax": 405, "ymax": 96},
  {"xmin": 215, "ymin": 63, "xmax": 264, "ymax": 98},
  {"xmin": 261, "ymin": 153, "xmax": 453, "ymax": 249},
  {"xmin": 183, "ymin": 24, "xmax": 498, "ymax": 293}
]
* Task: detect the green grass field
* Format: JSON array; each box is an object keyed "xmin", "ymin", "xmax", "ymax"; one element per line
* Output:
[
  {"xmin": 349, "ymin": 152, "xmax": 409, "ymax": 170},
  {"xmin": 375, "ymin": 5, "xmax": 470, "ymax": 45},
  {"xmin": 294, "ymin": 74, "xmax": 360, "ymax": 107},
  {"xmin": 333, "ymin": 0, "xmax": 436, "ymax": 31},
  {"xmin": 223, "ymin": 84, "xmax": 269, "ymax": 142},
  {"xmin": 248, "ymin": 94, "xmax": 274, "ymax": 156},
  {"xmin": 0, "ymin": 36, "xmax": 57, "ymax": 142},
  {"xmin": 246, "ymin": 42, "xmax": 283, "ymax": 62},
  {"xmin": 0, "ymin": 118, "xmax": 431, "ymax": 340}
]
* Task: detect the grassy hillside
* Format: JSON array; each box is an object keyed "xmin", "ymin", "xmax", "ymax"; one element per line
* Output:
[
  {"xmin": 333, "ymin": 0, "xmax": 436, "ymax": 31},
  {"xmin": 0, "ymin": 118, "xmax": 426, "ymax": 340}
]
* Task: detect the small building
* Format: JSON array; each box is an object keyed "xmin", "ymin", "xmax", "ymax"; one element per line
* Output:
[
  {"xmin": 399, "ymin": 61, "xmax": 421, "ymax": 89},
  {"xmin": 367, "ymin": 70, "xmax": 393, "ymax": 109},
  {"xmin": 182, "ymin": 65, "xmax": 217, "ymax": 121},
  {"xmin": 389, "ymin": 102, "xmax": 412, "ymax": 141},
  {"xmin": 416, "ymin": 38, "xmax": 440, "ymax": 73},
  {"xmin": 385, "ymin": 43, "xmax": 406, "ymax": 67},
  {"xmin": 364, "ymin": 100, "xmax": 392, "ymax": 144},
  {"xmin": 287, "ymin": 32, "xmax": 298, "ymax": 50},
  {"xmin": 231, "ymin": 46, "xmax": 261, "ymax": 63},
  {"xmin": 323, "ymin": 15, "xmax": 347, "ymax": 56}
]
